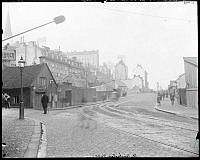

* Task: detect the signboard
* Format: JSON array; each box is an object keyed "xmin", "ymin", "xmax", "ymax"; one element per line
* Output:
[{"xmin": 2, "ymin": 50, "xmax": 16, "ymax": 61}]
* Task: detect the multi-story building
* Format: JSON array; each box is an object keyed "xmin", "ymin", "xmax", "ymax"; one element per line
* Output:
[
  {"xmin": 96, "ymin": 63, "xmax": 113, "ymax": 83},
  {"xmin": 66, "ymin": 50, "xmax": 99, "ymax": 68},
  {"xmin": 2, "ymin": 43, "xmax": 16, "ymax": 67},
  {"xmin": 132, "ymin": 75, "xmax": 144, "ymax": 89},
  {"xmin": 39, "ymin": 49, "xmax": 86, "ymax": 87},
  {"xmin": 114, "ymin": 60, "xmax": 128, "ymax": 80},
  {"xmin": 133, "ymin": 64, "xmax": 149, "ymax": 89},
  {"xmin": 11, "ymin": 40, "xmax": 44, "ymax": 66}
]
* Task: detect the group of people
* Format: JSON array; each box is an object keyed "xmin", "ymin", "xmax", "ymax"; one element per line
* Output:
[
  {"xmin": 2, "ymin": 92, "xmax": 11, "ymax": 109},
  {"xmin": 157, "ymin": 89, "xmax": 175, "ymax": 105},
  {"xmin": 157, "ymin": 90, "xmax": 167, "ymax": 104}
]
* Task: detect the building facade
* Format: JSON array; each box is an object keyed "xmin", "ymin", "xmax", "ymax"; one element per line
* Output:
[
  {"xmin": 66, "ymin": 50, "xmax": 99, "ymax": 68},
  {"xmin": 132, "ymin": 75, "xmax": 144, "ymax": 89},
  {"xmin": 115, "ymin": 60, "xmax": 128, "ymax": 80},
  {"xmin": 96, "ymin": 63, "xmax": 113, "ymax": 84},
  {"xmin": 39, "ymin": 50, "xmax": 86, "ymax": 87},
  {"xmin": 183, "ymin": 57, "xmax": 198, "ymax": 108},
  {"xmin": 132, "ymin": 64, "xmax": 149, "ymax": 89},
  {"xmin": 2, "ymin": 43, "xmax": 16, "ymax": 67}
]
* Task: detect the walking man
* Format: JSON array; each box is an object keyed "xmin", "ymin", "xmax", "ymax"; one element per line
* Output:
[{"xmin": 41, "ymin": 92, "xmax": 49, "ymax": 114}]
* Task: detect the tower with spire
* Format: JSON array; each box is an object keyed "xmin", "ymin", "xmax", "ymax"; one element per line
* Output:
[{"xmin": 3, "ymin": 9, "xmax": 13, "ymax": 45}]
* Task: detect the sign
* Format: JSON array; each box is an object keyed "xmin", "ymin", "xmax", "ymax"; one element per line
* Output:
[{"xmin": 2, "ymin": 50, "xmax": 16, "ymax": 61}]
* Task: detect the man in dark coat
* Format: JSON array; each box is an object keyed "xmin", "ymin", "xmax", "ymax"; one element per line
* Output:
[{"xmin": 41, "ymin": 92, "xmax": 49, "ymax": 114}]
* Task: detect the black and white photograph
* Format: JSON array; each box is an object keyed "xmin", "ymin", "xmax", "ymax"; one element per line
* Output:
[{"xmin": 2, "ymin": 1, "xmax": 198, "ymax": 157}]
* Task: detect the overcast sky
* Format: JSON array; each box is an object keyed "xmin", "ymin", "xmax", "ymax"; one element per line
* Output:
[{"xmin": 2, "ymin": 2, "xmax": 197, "ymax": 90}]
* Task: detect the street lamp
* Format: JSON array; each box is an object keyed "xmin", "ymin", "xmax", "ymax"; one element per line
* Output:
[
  {"xmin": 49, "ymin": 80, "xmax": 54, "ymax": 108},
  {"xmin": 2, "ymin": 15, "xmax": 65, "ymax": 42},
  {"xmin": 18, "ymin": 56, "xmax": 26, "ymax": 120}
]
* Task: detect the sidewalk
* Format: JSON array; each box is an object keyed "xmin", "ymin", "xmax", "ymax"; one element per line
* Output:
[
  {"xmin": 2, "ymin": 108, "xmax": 41, "ymax": 158},
  {"xmin": 154, "ymin": 97, "xmax": 198, "ymax": 120},
  {"xmin": 2, "ymin": 100, "xmax": 107, "ymax": 157}
]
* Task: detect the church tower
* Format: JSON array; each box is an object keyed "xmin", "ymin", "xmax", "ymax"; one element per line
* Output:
[{"xmin": 3, "ymin": 9, "xmax": 13, "ymax": 44}]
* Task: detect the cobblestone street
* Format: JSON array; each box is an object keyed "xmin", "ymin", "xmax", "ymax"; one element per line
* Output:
[
  {"xmin": 23, "ymin": 93, "xmax": 198, "ymax": 157},
  {"xmin": 3, "ymin": 93, "xmax": 198, "ymax": 157}
]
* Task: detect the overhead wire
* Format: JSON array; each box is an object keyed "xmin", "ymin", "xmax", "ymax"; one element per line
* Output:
[{"xmin": 86, "ymin": 4, "xmax": 196, "ymax": 23}]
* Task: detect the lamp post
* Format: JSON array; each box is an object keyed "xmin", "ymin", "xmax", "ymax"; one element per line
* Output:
[
  {"xmin": 49, "ymin": 80, "xmax": 54, "ymax": 108},
  {"xmin": 18, "ymin": 56, "xmax": 25, "ymax": 120},
  {"xmin": 2, "ymin": 15, "xmax": 65, "ymax": 42}
]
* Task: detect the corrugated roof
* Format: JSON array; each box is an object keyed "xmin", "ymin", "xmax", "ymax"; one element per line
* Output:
[
  {"xmin": 2, "ymin": 63, "xmax": 46, "ymax": 89},
  {"xmin": 183, "ymin": 57, "xmax": 198, "ymax": 66}
]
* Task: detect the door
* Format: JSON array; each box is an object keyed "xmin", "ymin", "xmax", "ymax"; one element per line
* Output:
[
  {"xmin": 35, "ymin": 93, "xmax": 43, "ymax": 110},
  {"xmin": 65, "ymin": 90, "xmax": 72, "ymax": 106}
]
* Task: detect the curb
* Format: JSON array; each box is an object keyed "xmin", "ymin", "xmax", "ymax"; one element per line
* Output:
[
  {"xmin": 23, "ymin": 119, "xmax": 41, "ymax": 158},
  {"xmin": 22, "ymin": 100, "xmax": 111, "ymax": 158},
  {"xmin": 37, "ymin": 122, "xmax": 47, "ymax": 158},
  {"xmin": 154, "ymin": 106, "xmax": 198, "ymax": 120}
]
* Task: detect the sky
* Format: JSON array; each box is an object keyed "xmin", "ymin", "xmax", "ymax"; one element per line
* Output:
[{"xmin": 2, "ymin": 2, "xmax": 198, "ymax": 90}]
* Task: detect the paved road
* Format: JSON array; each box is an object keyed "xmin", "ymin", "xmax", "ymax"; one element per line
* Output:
[
  {"xmin": 23, "ymin": 93, "xmax": 198, "ymax": 157},
  {"xmin": 91, "ymin": 93, "xmax": 198, "ymax": 156}
]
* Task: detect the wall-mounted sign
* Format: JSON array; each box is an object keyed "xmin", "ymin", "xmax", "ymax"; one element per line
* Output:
[{"xmin": 2, "ymin": 50, "xmax": 16, "ymax": 61}]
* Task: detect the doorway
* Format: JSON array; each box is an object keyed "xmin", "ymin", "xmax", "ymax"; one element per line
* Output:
[{"xmin": 65, "ymin": 90, "xmax": 72, "ymax": 106}]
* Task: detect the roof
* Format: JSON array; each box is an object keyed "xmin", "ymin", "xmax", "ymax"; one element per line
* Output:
[
  {"xmin": 2, "ymin": 63, "xmax": 53, "ymax": 89},
  {"xmin": 67, "ymin": 50, "xmax": 99, "ymax": 55},
  {"xmin": 116, "ymin": 60, "xmax": 126, "ymax": 67},
  {"xmin": 183, "ymin": 57, "xmax": 198, "ymax": 66},
  {"xmin": 176, "ymin": 73, "xmax": 185, "ymax": 81},
  {"xmin": 115, "ymin": 80, "xmax": 127, "ymax": 87}
]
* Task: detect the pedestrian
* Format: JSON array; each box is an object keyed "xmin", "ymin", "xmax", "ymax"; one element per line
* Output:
[
  {"xmin": 2, "ymin": 92, "xmax": 6, "ymax": 108},
  {"xmin": 161, "ymin": 91, "xmax": 165, "ymax": 100},
  {"xmin": 170, "ymin": 93, "xmax": 175, "ymax": 105},
  {"xmin": 157, "ymin": 92, "xmax": 161, "ymax": 105},
  {"xmin": 166, "ymin": 90, "xmax": 168, "ymax": 98},
  {"xmin": 41, "ymin": 92, "xmax": 49, "ymax": 114},
  {"xmin": 4, "ymin": 93, "xmax": 10, "ymax": 109}
]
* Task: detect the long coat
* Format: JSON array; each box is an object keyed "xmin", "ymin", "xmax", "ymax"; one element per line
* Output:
[{"xmin": 41, "ymin": 94, "xmax": 49, "ymax": 108}]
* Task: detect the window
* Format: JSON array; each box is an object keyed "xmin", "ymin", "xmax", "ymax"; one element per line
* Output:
[
  {"xmin": 40, "ymin": 77, "xmax": 47, "ymax": 87},
  {"xmin": 14, "ymin": 96, "xmax": 20, "ymax": 104}
]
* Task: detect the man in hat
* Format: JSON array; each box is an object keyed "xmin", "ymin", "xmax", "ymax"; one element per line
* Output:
[{"xmin": 41, "ymin": 92, "xmax": 49, "ymax": 114}]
